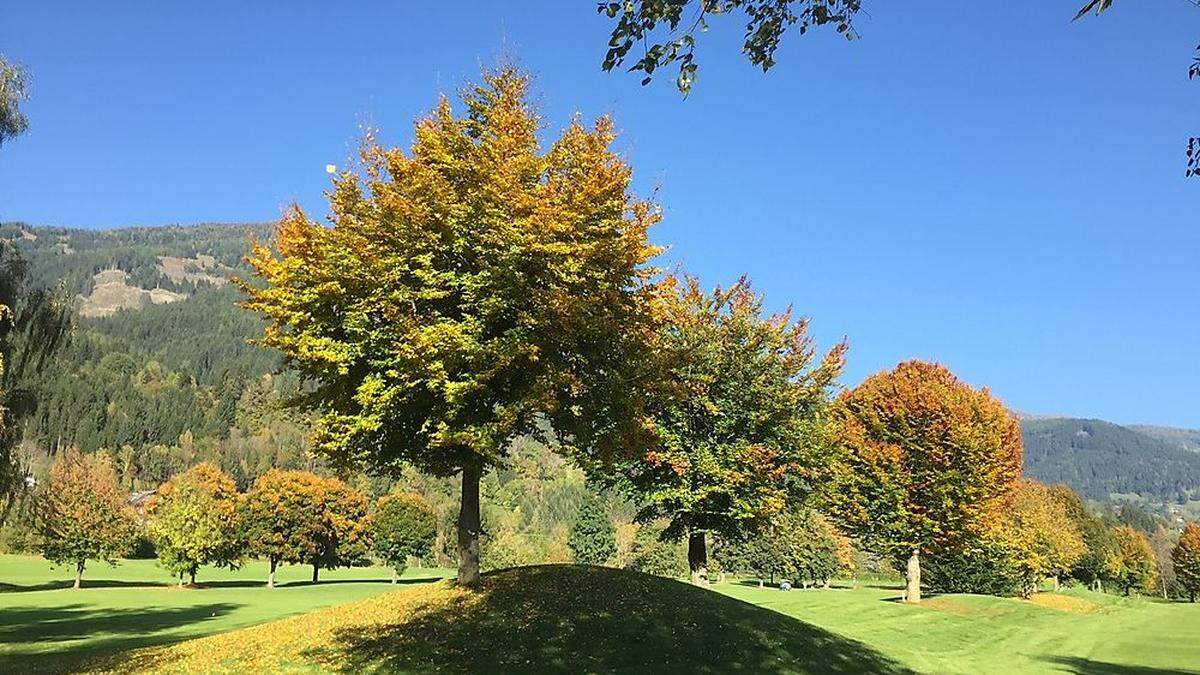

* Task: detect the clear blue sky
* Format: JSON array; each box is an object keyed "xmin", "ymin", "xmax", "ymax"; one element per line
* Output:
[{"xmin": 2, "ymin": 1, "xmax": 1198, "ymax": 427}]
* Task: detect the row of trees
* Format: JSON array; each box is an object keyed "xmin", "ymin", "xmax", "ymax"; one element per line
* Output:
[{"xmin": 29, "ymin": 450, "xmax": 437, "ymax": 588}]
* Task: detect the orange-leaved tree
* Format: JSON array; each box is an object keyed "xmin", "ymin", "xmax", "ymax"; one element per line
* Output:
[
  {"xmin": 828, "ymin": 360, "xmax": 1023, "ymax": 603},
  {"xmin": 1111, "ymin": 525, "xmax": 1157, "ymax": 596},
  {"xmin": 1173, "ymin": 522, "xmax": 1200, "ymax": 602},
  {"xmin": 240, "ymin": 66, "xmax": 661, "ymax": 585},
  {"xmin": 240, "ymin": 469, "xmax": 369, "ymax": 586},
  {"xmin": 32, "ymin": 448, "xmax": 138, "ymax": 588}
]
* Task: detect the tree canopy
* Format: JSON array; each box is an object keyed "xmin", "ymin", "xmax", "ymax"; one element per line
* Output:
[
  {"xmin": 147, "ymin": 462, "xmax": 243, "ymax": 585},
  {"xmin": 31, "ymin": 448, "xmax": 137, "ymax": 588},
  {"xmin": 599, "ymin": 276, "xmax": 844, "ymax": 585},
  {"xmin": 240, "ymin": 65, "xmax": 662, "ymax": 584},
  {"xmin": 568, "ymin": 495, "xmax": 617, "ymax": 566},
  {"xmin": 370, "ymin": 490, "xmax": 437, "ymax": 581},
  {"xmin": 829, "ymin": 360, "xmax": 1023, "ymax": 603}
]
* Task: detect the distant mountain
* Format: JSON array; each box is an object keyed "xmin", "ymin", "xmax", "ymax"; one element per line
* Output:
[
  {"xmin": 1021, "ymin": 418, "xmax": 1200, "ymax": 503},
  {"xmin": 1128, "ymin": 425, "xmax": 1200, "ymax": 453}
]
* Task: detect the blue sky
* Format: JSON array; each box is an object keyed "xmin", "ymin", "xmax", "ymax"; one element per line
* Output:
[{"xmin": 2, "ymin": 1, "xmax": 1198, "ymax": 427}]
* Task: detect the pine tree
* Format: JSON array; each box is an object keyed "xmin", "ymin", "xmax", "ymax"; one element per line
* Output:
[{"xmin": 568, "ymin": 497, "xmax": 617, "ymax": 566}]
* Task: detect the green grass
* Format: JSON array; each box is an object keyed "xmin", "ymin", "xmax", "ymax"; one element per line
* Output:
[
  {"xmin": 4, "ymin": 558, "xmax": 1200, "ymax": 673},
  {"xmin": 0, "ymin": 554, "xmax": 450, "ymax": 674},
  {"xmin": 719, "ymin": 581, "xmax": 1200, "ymax": 674}
]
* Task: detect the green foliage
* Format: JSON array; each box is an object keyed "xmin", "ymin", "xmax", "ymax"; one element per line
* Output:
[
  {"xmin": 714, "ymin": 510, "xmax": 843, "ymax": 586},
  {"xmin": 146, "ymin": 462, "xmax": 243, "ymax": 582},
  {"xmin": 0, "ymin": 56, "xmax": 30, "ymax": 147},
  {"xmin": 568, "ymin": 496, "xmax": 616, "ymax": 565},
  {"xmin": 603, "ymin": 276, "xmax": 844, "ymax": 549},
  {"xmin": 370, "ymin": 491, "xmax": 437, "ymax": 576},
  {"xmin": 31, "ymin": 448, "xmax": 137, "ymax": 582},
  {"xmin": 625, "ymin": 523, "xmax": 686, "ymax": 578},
  {"xmin": 922, "ymin": 532, "xmax": 1023, "ymax": 596},
  {"xmin": 599, "ymin": 0, "xmax": 862, "ymax": 94}
]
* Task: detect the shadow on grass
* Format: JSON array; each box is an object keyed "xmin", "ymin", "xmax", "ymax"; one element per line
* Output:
[
  {"xmin": 1, "ymin": 576, "xmax": 439, "ymax": 593},
  {"xmin": 0, "ymin": 602, "xmax": 240, "ymax": 673},
  {"xmin": 1041, "ymin": 656, "xmax": 1200, "ymax": 674},
  {"xmin": 303, "ymin": 565, "xmax": 914, "ymax": 674}
]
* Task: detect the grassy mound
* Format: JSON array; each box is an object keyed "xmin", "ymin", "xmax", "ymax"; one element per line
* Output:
[{"xmin": 83, "ymin": 565, "xmax": 910, "ymax": 674}]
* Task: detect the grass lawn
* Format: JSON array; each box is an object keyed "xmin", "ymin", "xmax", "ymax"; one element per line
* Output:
[
  {"xmin": 0, "ymin": 554, "xmax": 450, "ymax": 674},
  {"xmin": 5, "ymin": 558, "xmax": 1200, "ymax": 673},
  {"xmin": 56, "ymin": 565, "xmax": 1200, "ymax": 674},
  {"xmin": 719, "ymin": 581, "xmax": 1200, "ymax": 674}
]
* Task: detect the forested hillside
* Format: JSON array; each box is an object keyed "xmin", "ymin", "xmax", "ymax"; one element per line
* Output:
[
  {"xmin": 1021, "ymin": 418, "xmax": 1200, "ymax": 503},
  {"xmin": 4, "ymin": 222, "xmax": 1199, "ymax": 536}
]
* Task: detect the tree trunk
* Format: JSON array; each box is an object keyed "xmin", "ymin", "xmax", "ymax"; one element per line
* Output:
[
  {"xmin": 312, "ymin": 564, "xmax": 319, "ymax": 584},
  {"xmin": 268, "ymin": 557, "xmax": 277, "ymax": 588},
  {"xmin": 73, "ymin": 559, "xmax": 84, "ymax": 589},
  {"xmin": 904, "ymin": 548, "xmax": 921, "ymax": 603},
  {"xmin": 688, "ymin": 531, "xmax": 708, "ymax": 586},
  {"xmin": 391, "ymin": 568, "xmax": 398, "ymax": 584},
  {"xmin": 178, "ymin": 570, "xmax": 185, "ymax": 587},
  {"xmin": 758, "ymin": 579, "xmax": 764, "ymax": 588},
  {"xmin": 457, "ymin": 460, "xmax": 482, "ymax": 586},
  {"xmin": 189, "ymin": 567, "xmax": 196, "ymax": 585},
  {"xmin": 1052, "ymin": 575, "xmax": 1060, "ymax": 592}
]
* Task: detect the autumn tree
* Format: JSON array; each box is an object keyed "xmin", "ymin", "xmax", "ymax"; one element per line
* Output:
[
  {"xmin": 240, "ymin": 66, "xmax": 660, "ymax": 585},
  {"xmin": 1173, "ymin": 522, "xmax": 1200, "ymax": 602},
  {"xmin": 371, "ymin": 491, "xmax": 437, "ymax": 583},
  {"xmin": 241, "ymin": 470, "xmax": 369, "ymax": 586},
  {"xmin": 1111, "ymin": 525, "xmax": 1157, "ymax": 596},
  {"xmin": 147, "ymin": 463, "xmax": 243, "ymax": 586},
  {"xmin": 997, "ymin": 480, "xmax": 1086, "ymax": 597},
  {"xmin": 568, "ymin": 496, "xmax": 617, "ymax": 566},
  {"xmin": 32, "ymin": 448, "xmax": 137, "ymax": 588},
  {"xmin": 598, "ymin": 277, "xmax": 844, "ymax": 586},
  {"xmin": 829, "ymin": 360, "xmax": 1023, "ymax": 603}
]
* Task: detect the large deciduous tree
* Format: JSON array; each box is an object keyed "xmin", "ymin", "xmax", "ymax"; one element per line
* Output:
[
  {"xmin": 370, "ymin": 490, "xmax": 437, "ymax": 583},
  {"xmin": 600, "ymin": 277, "xmax": 844, "ymax": 586},
  {"xmin": 829, "ymin": 360, "xmax": 1023, "ymax": 603},
  {"xmin": 241, "ymin": 469, "xmax": 369, "ymax": 586},
  {"xmin": 241, "ymin": 66, "xmax": 660, "ymax": 585},
  {"xmin": 1173, "ymin": 522, "xmax": 1200, "ymax": 602},
  {"xmin": 147, "ymin": 462, "xmax": 243, "ymax": 586},
  {"xmin": 32, "ymin": 448, "xmax": 137, "ymax": 588}
]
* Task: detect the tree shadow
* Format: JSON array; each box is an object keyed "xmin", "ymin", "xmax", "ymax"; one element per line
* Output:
[
  {"xmin": 1041, "ymin": 656, "xmax": 1200, "ymax": 674},
  {"xmin": 0, "ymin": 602, "xmax": 241, "ymax": 673},
  {"xmin": 302, "ymin": 565, "xmax": 914, "ymax": 674}
]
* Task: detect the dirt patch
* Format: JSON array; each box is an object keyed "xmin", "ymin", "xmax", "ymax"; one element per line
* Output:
[
  {"xmin": 77, "ymin": 269, "xmax": 187, "ymax": 318},
  {"xmin": 156, "ymin": 255, "xmax": 229, "ymax": 287}
]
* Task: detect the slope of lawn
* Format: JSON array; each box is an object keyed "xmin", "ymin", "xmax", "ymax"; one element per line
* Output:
[
  {"xmin": 73, "ymin": 565, "xmax": 1200, "ymax": 675},
  {"xmin": 0, "ymin": 554, "xmax": 450, "ymax": 674},
  {"xmin": 720, "ymin": 581, "xmax": 1200, "ymax": 674},
  {"xmin": 78, "ymin": 565, "xmax": 912, "ymax": 674}
]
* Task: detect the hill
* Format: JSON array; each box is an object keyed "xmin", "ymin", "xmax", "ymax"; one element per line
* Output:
[
  {"xmin": 1129, "ymin": 425, "xmax": 1200, "ymax": 453},
  {"xmin": 1020, "ymin": 417, "xmax": 1200, "ymax": 502},
  {"xmin": 71, "ymin": 564, "xmax": 1200, "ymax": 674},
  {"xmin": 82, "ymin": 565, "xmax": 910, "ymax": 674}
]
